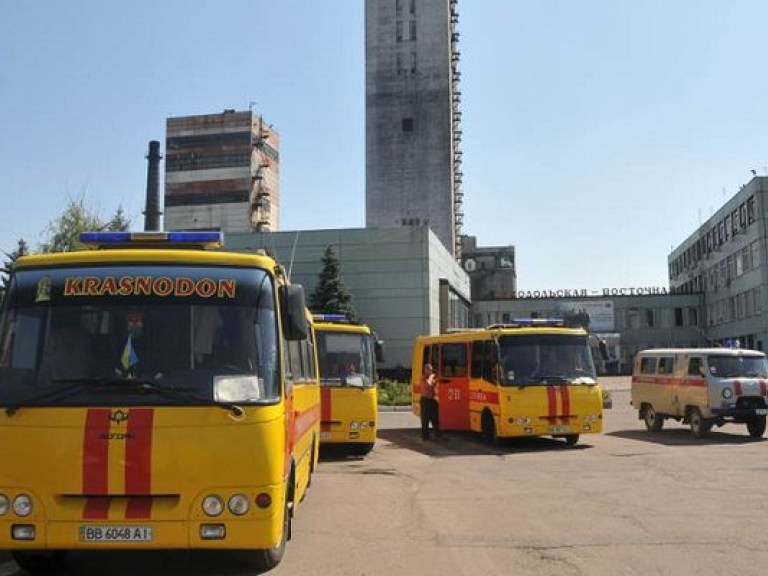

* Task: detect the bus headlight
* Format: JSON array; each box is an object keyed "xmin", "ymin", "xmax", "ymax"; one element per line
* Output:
[
  {"xmin": 228, "ymin": 494, "xmax": 250, "ymax": 516},
  {"xmin": 584, "ymin": 414, "xmax": 601, "ymax": 423},
  {"xmin": 515, "ymin": 417, "xmax": 532, "ymax": 425},
  {"xmin": 202, "ymin": 495, "xmax": 224, "ymax": 517},
  {"xmin": 13, "ymin": 495, "xmax": 32, "ymax": 517},
  {"xmin": 0, "ymin": 494, "xmax": 9, "ymax": 516},
  {"xmin": 722, "ymin": 388, "xmax": 733, "ymax": 399}
]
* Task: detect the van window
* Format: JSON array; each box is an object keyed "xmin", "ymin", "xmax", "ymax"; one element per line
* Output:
[
  {"xmin": 688, "ymin": 357, "xmax": 703, "ymax": 376},
  {"xmin": 640, "ymin": 356, "xmax": 657, "ymax": 375},
  {"xmin": 657, "ymin": 356, "xmax": 675, "ymax": 374}
]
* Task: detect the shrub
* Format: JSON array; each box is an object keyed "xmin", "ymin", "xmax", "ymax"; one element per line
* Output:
[{"xmin": 377, "ymin": 380, "xmax": 412, "ymax": 406}]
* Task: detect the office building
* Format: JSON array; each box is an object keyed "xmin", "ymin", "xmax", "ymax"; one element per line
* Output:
[
  {"xmin": 669, "ymin": 176, "xmax": 768, "ymax": 351},
  {"xmin": 164, "ymin": 109, "xmax": 279, "ymax": 233}
]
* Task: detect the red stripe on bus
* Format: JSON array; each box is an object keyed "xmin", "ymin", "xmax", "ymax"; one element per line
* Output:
[
  {"xmin": 734, "ymin": 381, "xmax": 743, "ymax": 396},
  {"xmin": 320, "ymin": 387, "xmax": 332, "ymax": 433},
  {"xmin": 295, "ymin": 404, "xmax": 321, "ymax": 441},
  {"xmin": 83, "ymin": 497, "xmax": 110, "ymax": 519},
  {"xmin": 761, "ymin": 381, "xmax": 767, "ymax": 396},
  {"xmin": 547, "ymin": 387, "xmax": 557, "ymax": 421},
  {"xmin": 82, "ymin": 408, "xmax": 111, "ymax": 519},
  {"xmin": 125, "ymin": 409, "xmax": 154, "ymax": 519},
  {"xmin": 560, "ymin": 386, "xmax": 570, "ymax": 424}
]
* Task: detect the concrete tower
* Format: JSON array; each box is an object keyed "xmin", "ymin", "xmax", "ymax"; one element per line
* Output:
[
  {"xmin": 365, "ymin": 0, "xmax": 463, "ymax": 257},
  {"xmin": 164, "ymin": 109, "xmax": 279, "ymax": 233}
]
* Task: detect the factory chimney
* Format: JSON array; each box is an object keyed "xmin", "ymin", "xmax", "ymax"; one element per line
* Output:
[{"xmin": 143, "ymin": 140, "xmax": 163, "ymax": 231}]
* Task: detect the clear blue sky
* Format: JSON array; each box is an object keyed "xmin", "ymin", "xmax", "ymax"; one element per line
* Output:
[{"xmin": 2, "ymin": 1, "xmax": 767, "ymax": 293}]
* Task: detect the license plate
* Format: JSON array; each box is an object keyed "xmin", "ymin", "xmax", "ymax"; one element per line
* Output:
[
  {"xmin": 80, "ymin": 525, "xmax": 153, "ymax": 542},
  {"xmin": 756, "ymin": 409, "xmax": 768, "ymax": 416},
  {"xmin": 320, "ymin": 431, "xmax": 332, "ymax": 440},
  {"xmin": 549, "ymin": 425, "xmax": 571, "ymax": 434}
]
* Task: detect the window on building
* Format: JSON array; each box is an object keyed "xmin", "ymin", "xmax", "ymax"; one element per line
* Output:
[
  {"xmin": 645, "ymin": 309, "xmax": 655, "ymax": 328},
  {"xmin": 687, "ymin": 307, "xmax": 698, "ymax": 326},
  {"xmin": 396, "ymin": 0, "xmax": 402, "ymax": 15},
  {"xmin": 748, "ymin": 196, "xmax": 756, "ymax": 224},
  {"xmin": 402, "ymin": 117, "xmax": 414, "ymax": 132},
  {"xmin": 409, "ymin": 20, "xmax": 416, "ymax": 41},
  {"xmin": 396, "ymin": 21, "xmax": 403, "ymax": 42},
  {"xmin": 409, "ymin": 0, "xmax": 415, "ymax": 14},
  {"xmin": 674, "ymin": 308, "xmax": 684, "ymax": 327},
  {"xmin": 410, "ymin": 51, "xmax": 417, "ymax": 73}
]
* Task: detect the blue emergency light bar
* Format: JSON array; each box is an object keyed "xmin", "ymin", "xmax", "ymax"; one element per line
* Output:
[
  {"xmin": 312, "ymin": 313, "xmax": 348, "ymax": 323},
  {"xmin": 79, "ymin": 231, "xmax": 224, "ymax": 249}
]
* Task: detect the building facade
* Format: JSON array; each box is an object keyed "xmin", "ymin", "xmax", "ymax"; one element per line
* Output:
[
  {"xmin": 226, "ymin": 226, "xmax": 471, "ymax": 371},
  {"xmin": 472, "ymin": 292, "xmax": 706, "ymax": 374},
  {"xmin": 365, "ymin": 0, "xmax": 464, "ymax": 257},
  {"xmin": 164, "ymin": 109, "xmax": 279, "ymax": 233},
  {"xmin": 669, "ymin": 176, "xmax": 768, "ymax": 351},
  {"xmin": 460, "ymin": 235, "xmax": 516, "ymax": 300}
]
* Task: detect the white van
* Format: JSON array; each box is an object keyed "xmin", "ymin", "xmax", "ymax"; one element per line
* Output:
[{"xmin": 631, "ymin": 348, "xmax": 768, "ymax": 438}]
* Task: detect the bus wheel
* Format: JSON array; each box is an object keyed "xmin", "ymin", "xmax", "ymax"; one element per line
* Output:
[
  {"xmin": 747, "ymin": 415, "xmax": 767, "ymax": 438},
  {"xmin": 643, "ymin": 404, "xmax": 664, "ymax": 432},
  {"xmin": 689, "ymin": 407, "xmax": 711, "ymax": 439},
  {"xmin": 12, "ymin": 550, "xmax": 68, "ymax": 573},
  {"xmin": 347, "ymin": 442, "xmax": 375, "ymax": 457},
  {"xmin": 481, "ymin": 411, "xmax": 499, "ymax": 445},
  {"xmin": 246, "ymin": 478, "xmax": 292, "ymax": 571},
  {"xmin": 564, "ymin": 434, "xmax": 579, "ymax": 446}
]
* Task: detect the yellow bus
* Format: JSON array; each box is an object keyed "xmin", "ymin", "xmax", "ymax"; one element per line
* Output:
[
  {"xmin": 411, "ymin": 319, "xmax": 603, "ymax": 446},
  {"xmin": 0, "ymin": 231, "xmax": 320, "ymax": 573},
  {"xmin": 313, "ymin": 315, "xmax": 382, "ymax": 456}
]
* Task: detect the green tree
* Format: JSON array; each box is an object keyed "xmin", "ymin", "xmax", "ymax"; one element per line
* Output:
[
  {"xmin": 1, "ymin": 238, "xmax": 30, "ymax": 305},
  {"xmin": 39, "ymin": 196, "xmax": 131, "ymax": 253},
  {"xmin": 309, "ymin": 245, "xmax": 356, "ymax": 320}
]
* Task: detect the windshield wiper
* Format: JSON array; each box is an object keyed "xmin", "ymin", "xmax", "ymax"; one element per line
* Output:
[{"xmin": 4, "ymin": 376, "xmax": 243, "ymax": 417}]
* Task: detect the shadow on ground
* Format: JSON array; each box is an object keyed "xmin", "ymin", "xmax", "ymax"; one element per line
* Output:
[
  {"xmin": 376, "ymin": 426, "xmax": 594, "ymax": 457},
  {"xmin": 607, "ymin": 427, "xmax": 766, "ymax": 446}
]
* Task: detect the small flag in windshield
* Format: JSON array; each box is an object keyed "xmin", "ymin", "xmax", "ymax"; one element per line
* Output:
[{"xmin": 121, "ymin": 335, "xmax": 139, "ymax": 371}]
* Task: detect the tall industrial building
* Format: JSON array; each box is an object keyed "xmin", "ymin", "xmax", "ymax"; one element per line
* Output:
[
  {"xmin": 164, "ymin": 109, "xmax": 279, "ymax": 233},
  {"xmin": 365, "ymin": 0, "xmax": 464, "ymax": 257}
]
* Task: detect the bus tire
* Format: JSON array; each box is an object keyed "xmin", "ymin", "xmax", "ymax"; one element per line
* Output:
[
  {"xmin": 689, "ymin": 407, "xmax": 711, "ymax": 439},
  {"xmin": 747, "ymin": 415, "xmax": 766, "ymax": 438},
  {"xmin": 11, "ymin": 550, "xmax": 68, "ymax": 573},
  {"xmin": 642, "ymin": 404, "xmax": 664, "ymax": 432},
  {"xmin": 481, "ymin": 410, "xmax": 499, "ymax": 445},
  {"xmin": 564, "ymin": 434, "xmax": 579, "ymax": 446},
  {"xmin": 347, "ymin": 442, "xmax": 375, "ymax": 456},
  {"xmin": 247, "ymin": 472, "xmax": 293, "ymax": 571}
]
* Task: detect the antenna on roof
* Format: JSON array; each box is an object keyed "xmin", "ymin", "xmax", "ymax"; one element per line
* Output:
[{"xmin": 288, "ymin": 231, "xmax": 300, "ymax": 280}]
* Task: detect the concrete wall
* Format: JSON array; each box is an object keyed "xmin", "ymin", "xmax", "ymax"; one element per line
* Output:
[
  {"xmin": 365, "ymin": 0, "xmax": 456, "ymax": 255},
  {"xmin": 226, "ymin": 226, "xmax": 469, "ymax": 371}
]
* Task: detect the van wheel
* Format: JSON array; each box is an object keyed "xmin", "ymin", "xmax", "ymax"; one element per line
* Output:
[
  {"xmin": 12, "ymin": 551, "xmax": 68, "ymax": 573},
  {"xmin": 689, "ymin": 407, "xmax": 711, "ymax": 439},
  {"xmin": 747, "ymin": 415, "xmax": 766, "ymax": 438},
  {"xmin": 643, "ymin": 404, "xmax": 664, "ymax": 432}
]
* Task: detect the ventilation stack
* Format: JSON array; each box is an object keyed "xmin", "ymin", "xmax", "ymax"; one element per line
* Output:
[{"xmin": 143, "ymin": 140, "xmax": 163, "ymax": 231}]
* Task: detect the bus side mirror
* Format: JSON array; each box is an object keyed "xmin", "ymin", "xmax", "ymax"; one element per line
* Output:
[
  {"xmin": 280, "ymin": 284, "xmax": 309, "ymax": 341},
  {"xmin": 375, "ymin": 340, "xmax": 385, "ymax": 363}
]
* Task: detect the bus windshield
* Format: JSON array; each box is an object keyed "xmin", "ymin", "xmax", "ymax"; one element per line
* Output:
[
  {"xmin": 316, "ymin": 331, "xmax": 375, "ymax": 387},
  {"xmin": 0, "ymin": 265, "xmax": 280, "ymax": 407},
  {"xmin": 498, "ymin": 333, "xmax": 597, "ymax": 385},
  {"xmin": 707, "ymin": 355, "xmax": 768, "ymax": 379}
]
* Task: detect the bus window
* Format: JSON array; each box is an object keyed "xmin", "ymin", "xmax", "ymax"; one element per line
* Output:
[{"xmin": 440, "ymin": 343, "xmax": 467, "ymax": 377}]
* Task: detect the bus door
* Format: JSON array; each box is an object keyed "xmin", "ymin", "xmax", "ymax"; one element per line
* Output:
[{"xmin": 438, "ymin": 342, "xmax": 471, "ymax": 430}]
